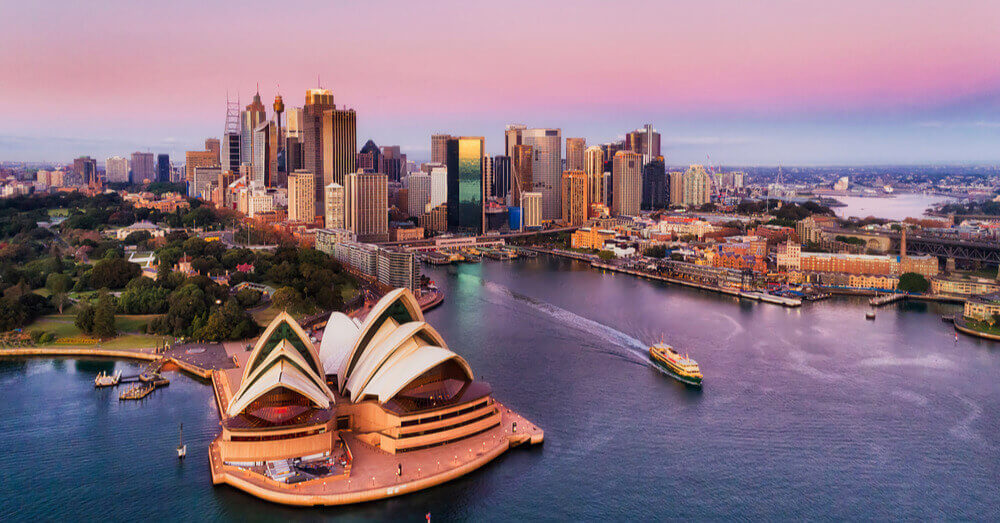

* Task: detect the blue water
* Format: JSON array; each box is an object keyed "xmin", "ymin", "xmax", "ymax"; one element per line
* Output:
[{"xmin": 3, "ymin": 256, "xmax": 1000, "ymax": 520}]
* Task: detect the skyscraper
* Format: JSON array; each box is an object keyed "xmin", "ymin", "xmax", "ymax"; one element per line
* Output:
[
  {"xmin": 612, "ymin": 151, "xmax": 642, "ymax": 217},
  {"xmin": 345, "ymin": 172, "xmax": 389, "ymax": 242},
  {"xmin": 407, "ymin": 173, "xmax": 431, "ymax": 217},
  {"xmin": 584, "ymin": 146, "xmax": 605, "ymax": 207},
  {"xmin": 130, "ymin": 152, "xmax": 155, "ymax": 184},
  {"xmin": 241, "ymin": 89, "xmax": 267, "ymax": 165},
  {"xmin": 565, "ymin": 138, "xmax": 586, "ymax": 171},
  {"xmin": 431, "ymin": 134, "xmax": 451, "ymax": 165},
  {"xmin": 287, "ymin": 169, "xmax": 315, "ymax": 222},
  {"xmin": 221, "ymin": 132, "xmax": 241, "ymax": 173},
  {"xmin": 504, "ymin": 124, "xmax": 526, "ymax": 157},
  {"xmin": 204, "ymin": 138, "xmax": 221, "ymax": 163},
  {"xmin": 522, "ymin": 128, "xmax": 562, "ymax": 220},
  {"xmin": 324, "ymin": 182, "xmax": 345, "ymax": 229},
  {"xmin": 357, "ymin": 139, "xmax": 382, "ymax": 173},
  {"xmin": 669, "ymin": 171, "xmax": 684, "ymax": 205},
  {"xmin": 682, "ymin": 165, "xmax": 711, "ymax": 206},
  {"xmin": 512, "ymin": 144, "xmax": 533, "ymax": 204},
  {"xmin": 186, "ymin": 150, "xmax": 219, "ymax": 184},
  {"xmin": 321, "ymin": 107, "xmax": 357, "ymax": 213},
  {"xmin": 252, "ymin": 120, "xmax": 281, "ymax": 188},
  {"xmin": 429, "ymin": 166, "xmax": 447, "ymax": 208},
  {"xmin": 73, "ymin": 156, "xmax": 98, "ymax": 188},
  {"xmin": 302, "ymin": 88, "xmax": 335, "ymax": 207},
  {"xmin": 522, "ymin": 192, "xmax": 542, "ymax": 229},
  {"xmin": 381, "ymin": 145, "xmax": 405, "ymax": 182},
  {"xmin": 561, "ymin": 170, "xmax": 588, "ymax": 226},
  {"xmin": 446, "ymin": 136, "xmax": 486, "ymax": 234},
  {"xmin": 156, "ymin": 154, "xmax": 170, "ymax": 183},
  {"xmin": 105, "ymin": 156, "xmax": 129, "ymax": 183},
  {"xmin": 626, "ymin": 125, "xmax": 661, "ymax": 161},
  {"xmin": 641, "ymin": 157, "xmax": 666, "ymax": 210},
  {"xmin": 481, "ymin": 156, "xmax": 494, "ymax": 199},
  {"xmin": 492, "ymin": 155, "xmax": 511, "ymax": 199}
]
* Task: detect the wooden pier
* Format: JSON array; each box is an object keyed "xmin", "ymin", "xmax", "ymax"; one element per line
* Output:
[
  {"xmin": 870, "ymin": 293, "xmax": 906, "ymax": 307},
  {"xmin": 119, "ymin": 376, "xmax": 170, "ymax": 400}
]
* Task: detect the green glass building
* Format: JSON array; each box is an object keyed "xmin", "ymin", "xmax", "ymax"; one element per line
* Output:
[{"xmin": 446, "ymin": 136, "xmax": 485, "ymax": 233}]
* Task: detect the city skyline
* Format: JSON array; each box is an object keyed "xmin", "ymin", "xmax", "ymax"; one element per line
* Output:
[{"xmin": 2, "ymin": 0, "xmax": 1000, "ymax": 164}]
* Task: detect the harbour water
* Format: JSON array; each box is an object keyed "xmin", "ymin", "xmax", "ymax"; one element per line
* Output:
[
  {"xmin": 832, "ymin": 193, "xmax": 954, "ymax": 221},
  {"xmin": 3, "ymin": 256, "xmax": 1000, "ymax": 520}
]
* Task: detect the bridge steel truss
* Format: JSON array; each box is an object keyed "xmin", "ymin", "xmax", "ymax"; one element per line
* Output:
[{"xmin": 891, "ymin": 237, "xmax": 1000, "ymax": 265}]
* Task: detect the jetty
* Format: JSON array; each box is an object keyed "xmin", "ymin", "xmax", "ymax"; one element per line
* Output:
[
  {"xmin": 870, "ymin": 293, "xmax": 906, "ymax": 307},
  {"xmin": 94, "ymin": 370, "xmax": 122, "ymax": 387},
  {"xmin": 119, "ymin": 376, "xmax": 170, "ymax": 400}
]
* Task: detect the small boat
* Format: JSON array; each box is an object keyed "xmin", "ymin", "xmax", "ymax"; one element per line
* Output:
[
  {"xmin": 177, "ymin": 423, "xmax": 187, "ymax": 459},
  {"xmin": 649, "ymin": 343, "xmax": 703, "ymax": 387},
  {"xmin": 866, "ymin": 311, "xmax": 876, "ymax": 320}
]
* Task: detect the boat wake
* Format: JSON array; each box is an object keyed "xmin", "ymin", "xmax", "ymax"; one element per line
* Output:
[{"xmin": 464, "ymin": 275, "xmax": 651, "ymax": 365}]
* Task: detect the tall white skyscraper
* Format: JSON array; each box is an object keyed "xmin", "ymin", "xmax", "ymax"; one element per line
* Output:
[
  {"xmin": 105, "ymin": 156, "xmax": 129, "ymax": 183},
  {"xmin": 407, "ymin": 173, "xmax": 431, "ymax": 217},
  {"xmin": 521, "ymin": 128, "xmax": 562, "ymax": 220},
  {"xmin": 429, "ymin": 166, "xmax": 447, "ymax": 208}
]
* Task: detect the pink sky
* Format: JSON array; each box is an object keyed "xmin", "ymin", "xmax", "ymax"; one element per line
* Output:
[{"xmin": 2, "ymin": 0, "xmax": 1000, "ymax": 163}]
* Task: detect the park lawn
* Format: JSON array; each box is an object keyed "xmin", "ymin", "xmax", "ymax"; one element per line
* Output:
[
  {"xmin": 341, "ymin": 281, "xmax": 358, "ymax": 301},
  {"xmin": 252, "ymin": 304, "xmax": 281, "ymax": 326},
  {"xmin": 47, "ymin": 208, "xmax": 69, "ymax": 217},
  {"xmin": 25, "ymin": 313, "xmax": 164, "ymax": 338},
  {"xmin": 964, "ymin": 318, "xmax": 1000, "ymax": 336}
]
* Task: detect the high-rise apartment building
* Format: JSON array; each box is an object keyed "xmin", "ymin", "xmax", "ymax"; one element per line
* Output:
[
  {"xmin": 521, "ymin": 128, "xmax": 562, "ymax": 220},
  {"xmin": 565, "ymin": 138, "xmax": 586, "ymax": 171},
  {"xmin": 669, "ymin": 171, "xmax": 684, "ymax": 205},
  {"xmin": 682, "ymin": 165, "xmax": 711, "ymax": 206},
  {"xmin": 492, "ymin": 155, "xmax": 511, "ymax": 199},
  {"xmin": 446, "ymin": 137, "xmax": 486, "ymax": 233},
  {"xmin": 321, "ymin": 107, "xmax": 357, "ymax": 213},
  {"xmin": 561, "ymin": 170, "xmax": 588, "ymax": 226},
  {"xmin": 641, "ymin": 157, "xmax": 666, "ymax": 210},
  {"xmin": 407, "ymin": 173, "xmax": 431, "ymax": 217},
  {"xmin": 584, "ymin": 146, "xmax": 605, "ymax": 207},
  {"xmin": 481, "ymin": 156, "xmax": 494, "ymax": 199},
  {"xmin": 241, "ymin": 90, "xmax": 267, "ymax": 165},
  {"xmin": 431, "ymin": 134, "xmax": 452, "ymax": 165},
  {"xmin": 287, "ymin": 169, "xmax": 315, "ymax": 222},
  {"xmin": 345, "ymin": 172, "xmax": 388, "ymax": 242},
  {"xmin": 105, "ymin": 156, "xmax": 129, "ymax": 183},
  {"xmin": 612, "ymin": 151, "xmax": 642, "ymax": 217},
  {"xmin": 191, "ymin": 166, "xmax": 220, "ymax": 198},
  {"xmin": 324, "ymin": 182, "xmax": 345, "ymax": 229},
  {"xmin": 130, "ymin": 152, "xmax": 155, "ymax": 184},
  {"xmin": 156, "ymin": 154, "xmax": 170, "ymax": 183}
]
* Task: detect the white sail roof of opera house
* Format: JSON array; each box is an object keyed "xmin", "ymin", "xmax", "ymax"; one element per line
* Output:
[
  {"xmin": 318, "ymin": 288, "xmax": 474, "ymax": 404},
  {"xmin": 226, "ymin": 311, "xmax": 333, "ymax": 418}
]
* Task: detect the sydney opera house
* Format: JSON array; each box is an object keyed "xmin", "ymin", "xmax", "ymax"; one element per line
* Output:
[{"xmin": 208, "ymin": 288, "xmax": 543, "ymax": 505}]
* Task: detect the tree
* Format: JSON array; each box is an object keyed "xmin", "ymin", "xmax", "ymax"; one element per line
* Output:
[
  {"xmin": 75, "ymin": 303, "xmax": 95, "ymax": 334},
  {"xmin": 898, "ymin": 272, "xmax": 930, "ymax": 293},
  {"xmin": 235, "ymin": 287, "xmax": 263, "ymax": 308},
  {"xmin": 597, "ymin": 250, "xmax": 616, "ymax": 262},
  {"xmin": 271, "ymin": 286, "xmax": 304, "ymax": 312},
  {"xmin": 45, "ymin": 273, "xmax": 73, "ymax": 295},
  {"xmin": 92, "ymin": 292, "xmax": 117, "ymax": 338},
  {"xmin": 52, "ymin": 292, "xmax": 70, "ymax": 314},
  {"xmin": 123, "ymin": 230, "xmax": 152, "ymax": 245},
  {"xmin": 89, "ymin": 258, "xmax": 141, "ymax": 289},
  {"xmin": 644, "ymin": 245, "xmax": 667, "ymax": 259}
]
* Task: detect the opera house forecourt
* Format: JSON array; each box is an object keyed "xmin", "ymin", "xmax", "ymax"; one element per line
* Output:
[{"xmin": 209, "ymin": 288, "xmax": 543, "ymax": 506}]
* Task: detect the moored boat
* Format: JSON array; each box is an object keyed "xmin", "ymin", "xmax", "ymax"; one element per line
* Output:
[{"xmin": 649, "ymin": 343, "xmax": 703, "ymax": 386}]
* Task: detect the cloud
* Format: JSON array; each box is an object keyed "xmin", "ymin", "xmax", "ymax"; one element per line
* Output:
[{"xmin": 915, "ymin": 120, "xmax": 1000, "ymax": 128}]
